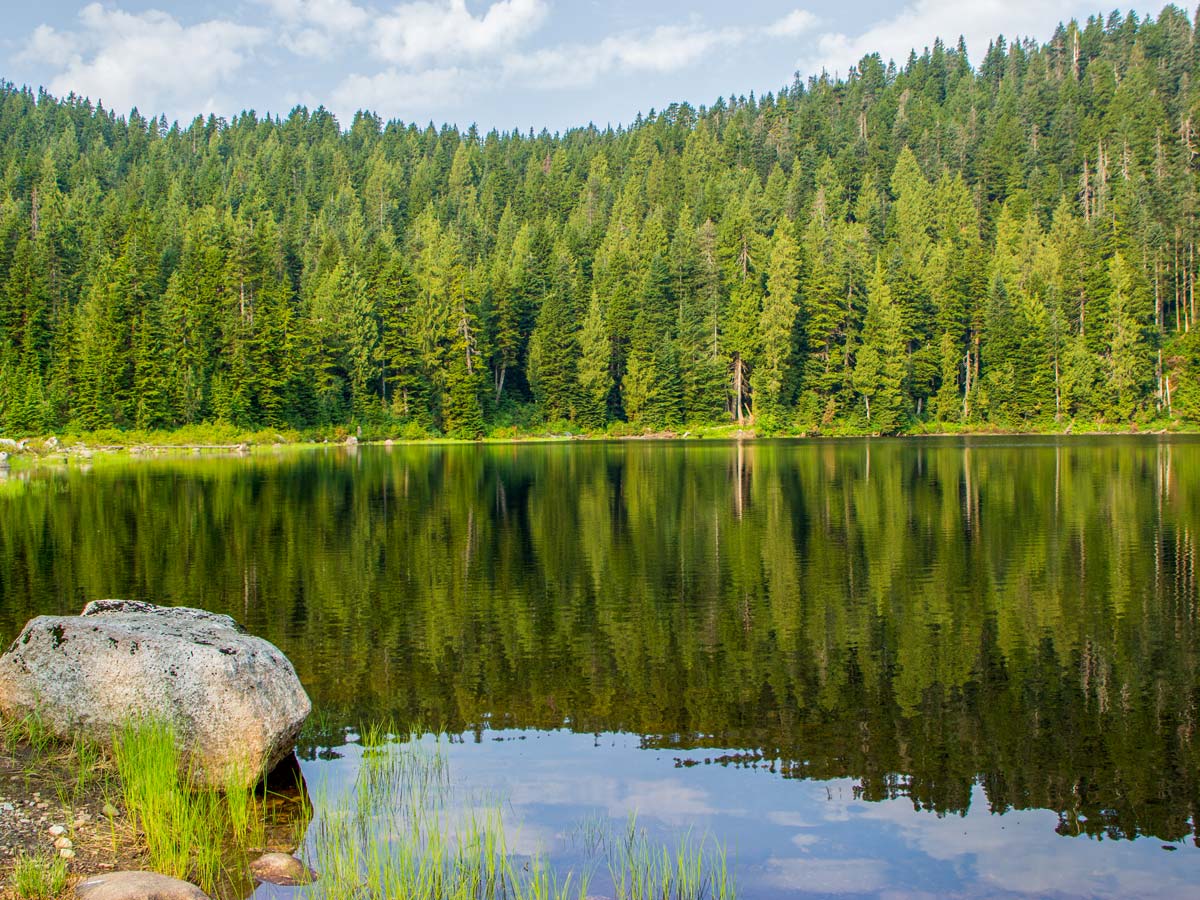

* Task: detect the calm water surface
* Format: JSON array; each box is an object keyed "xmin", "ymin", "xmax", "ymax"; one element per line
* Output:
[{"xmin": 1, "ymin": 437, "xmax": 1199, "ymax": 898}]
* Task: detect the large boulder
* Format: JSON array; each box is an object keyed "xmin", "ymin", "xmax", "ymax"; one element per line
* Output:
[
  {"xmin": 0, "ymin": 600, "xmax": 310, "ymax": 789},
  {"xmin": 76, "ymin": 871, "xmax": 211, "ymax": 899}
]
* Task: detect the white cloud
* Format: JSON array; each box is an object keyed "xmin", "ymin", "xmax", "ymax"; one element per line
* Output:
[
  {"xmin": 27, "ymin": 3, "xmax": 265, "ymax": 117},
  {"xmin": 372, "ymin": 0, "xmax": 549, "ymax": 67},
  {"xmin": 800, "ymin": 0, "xmax": 1096, "ymax": 78},
  {"xmin": 767, "ymin": 9, "xmax": 818, "ymax": 39},
  {"xmin": 260, "ymin": 0, "xmax": 370, "ymax": 58},
  {"xmin": 18, "ymin": 25, "xmax": 78, "ymax": 68},
  {"xmin": 330, "ymin": 66, "xmax": 469, "ymax": 120},
  {"xmin": 762, "ymin": 856, "xmax": 890, "ymax": 894},
  {"xmin": 854, "ymin": 785, "xmax": 1199, "ymax": 900},
  {"xmin": 504, "ymin": 24, "xmax": 744, "ymax": 90},
  {"xmin": 262, "ymin": 0, "xmax": 369, "ymax": 31}
]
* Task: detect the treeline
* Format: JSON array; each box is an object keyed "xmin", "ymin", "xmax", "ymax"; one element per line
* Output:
[{"xmin": 3, "ymin": 7, "xmax": 1200, "ymax": 436}]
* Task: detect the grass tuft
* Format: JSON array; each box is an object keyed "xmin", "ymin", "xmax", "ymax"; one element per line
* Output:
[
  {"xmin": 112, "ymin": 718, "xmax": 277, "ymax": 895},
  {"xmin": 10, "ymin": 853, "xmax": 68, "ymax": 899}
]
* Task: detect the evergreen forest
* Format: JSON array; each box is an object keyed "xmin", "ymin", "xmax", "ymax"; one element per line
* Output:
[{"xmin": 3, "ymin": 6, "xmax": 1200, "ymax": 438}]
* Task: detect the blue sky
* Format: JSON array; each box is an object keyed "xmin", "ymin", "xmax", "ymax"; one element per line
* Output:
[{"xmin": 0, "ymin": 1, "xmax": 1148, "ymax": 131}]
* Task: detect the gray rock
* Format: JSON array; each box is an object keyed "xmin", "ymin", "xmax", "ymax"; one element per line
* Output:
[
  {"xmin": 249, "ymin": 852, "xmax": 317, "ymax": 886},
  {"xmin": 0, "ymin": 601, "xmax": 310, "ymax": 789},
  {"xmin": 75, "ymin": 871, "xmax": 211, "ymax": 900}
]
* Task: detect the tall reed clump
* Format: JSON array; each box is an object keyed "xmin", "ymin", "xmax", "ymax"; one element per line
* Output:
[
  {"xmin": 608, "ymin": 816, "xmax": 733, "ymax": 900},
  {"xmin": 302, "ymin": 724, "xmax": 734, "ymax": 900},
  {"xmin": 112, "ymin": 719, "xmax": 268, "ymax": 894}
]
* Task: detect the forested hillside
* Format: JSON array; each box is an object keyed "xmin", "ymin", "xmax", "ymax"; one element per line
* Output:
[{"xmin": 2, "ymin": 6, "xmax": 1200, "ymax": 437}]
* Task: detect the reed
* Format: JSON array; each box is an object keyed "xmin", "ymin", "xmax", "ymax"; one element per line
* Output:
[
  {"xmin": 608, "ymin": 817, "xmax": 731, "ymax": 900},
  {"xmin": 301, "ymin": 727, "xmax": 733, "ymax": 900},
  {"xmin": 111, "ymin": 718, "xmax": 269, "ymax": 894}
]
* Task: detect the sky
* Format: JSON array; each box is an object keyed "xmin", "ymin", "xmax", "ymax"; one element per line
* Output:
[{"xmin": 0, "ymin": 0, "xmax": 1159, "ymax": 132}]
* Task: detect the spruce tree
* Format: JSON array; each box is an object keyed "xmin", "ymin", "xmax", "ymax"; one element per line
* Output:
[{"xmin": 853, "ymin": 261, "xmax": 907, "ymax": 432}]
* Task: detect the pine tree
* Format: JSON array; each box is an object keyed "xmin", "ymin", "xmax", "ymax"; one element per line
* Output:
[
  {"xmin": 577, "ymin": 294, "xmax": 612, "ymax": 430},
  {"xmin": 1106, "ymin": 251, "xmax": 1154, "ymax": 418},
  {"xmin": 752, "ymin": 223, "xmax": 800, "ymax": 428},
  {"xmin": 853, "ymin": 261, "xmax": 907, "ymax": 432},
  {"xmin": 528, "ymin": 240, "xmax": 581, "ymax": 421}
]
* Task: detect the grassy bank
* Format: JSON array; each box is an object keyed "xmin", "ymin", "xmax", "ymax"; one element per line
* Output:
[{"xmin": 0, "ymin": 712, "xmax": 306, "ymax": 900}]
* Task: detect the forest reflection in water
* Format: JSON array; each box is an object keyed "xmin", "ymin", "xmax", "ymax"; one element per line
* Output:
[{"xmin": 1, "ymin": 436, "xmax": 1198, "ymax": 870}]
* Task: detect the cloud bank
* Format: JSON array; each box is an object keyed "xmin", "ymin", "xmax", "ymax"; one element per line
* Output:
[{"xmin": 12, "ymin": 1, "xmax": 1104, "ymax": 126}]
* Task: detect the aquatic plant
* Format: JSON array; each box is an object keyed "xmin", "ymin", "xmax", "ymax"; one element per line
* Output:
[{"xmin": 302, "ymin": 727, "xmax": 734, "ymax": 900}]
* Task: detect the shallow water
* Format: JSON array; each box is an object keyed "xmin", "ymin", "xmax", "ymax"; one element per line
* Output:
[{"xmin": 1, "ymin": 437, "xmax": 1198, "ymax": 897}]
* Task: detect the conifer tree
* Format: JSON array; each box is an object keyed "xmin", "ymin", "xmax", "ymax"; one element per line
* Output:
[
  {"xmin": 577, "ymin": 293, "xmax": 612, "ymax": 429},
  {"xmin": 853, "ymin": 261, "xmax": 907, "ymax": 432},
  {"xmin": 752, "ymin": 223, "xmax": 800, "ymax": 428}
]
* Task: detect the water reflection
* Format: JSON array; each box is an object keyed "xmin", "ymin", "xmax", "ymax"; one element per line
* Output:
[
  {"xmin": 269, "ymin": 730, "xmax": 1200, "ymax": 900},
  {"xmin": 0, "ymin": 437, "xmax": 1198, "ymax": 893}
]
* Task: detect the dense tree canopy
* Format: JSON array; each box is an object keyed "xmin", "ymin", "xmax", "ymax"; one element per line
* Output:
[{"xmin": 2, "ymin": 6, "xmax": 1200, "ymax": 436}]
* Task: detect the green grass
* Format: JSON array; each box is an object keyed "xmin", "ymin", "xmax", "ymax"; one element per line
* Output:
[
  {"xmin": 111, "ymin": 719, "xmax": 283, "ymax": 896},
  {"xmin": 608, "ymin": 816, "xmax": 732, "ymax": 900},
  {"xmin": 9, "ymin": 853, "xmax": 68, "ymax": 899},
  {"xmin": 302, "ymin": 727, "xmax": 733, "ymax": 900}
]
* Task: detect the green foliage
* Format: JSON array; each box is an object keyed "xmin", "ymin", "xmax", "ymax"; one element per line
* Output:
[{"xmin": 0, "ymin": 10, "xmax": 1197, "ymax": 436}]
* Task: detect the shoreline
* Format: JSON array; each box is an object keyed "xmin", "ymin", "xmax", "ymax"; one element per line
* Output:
[{"xmin": 2, "ymin": 422, "xmax": 1199, "ymax": 470}]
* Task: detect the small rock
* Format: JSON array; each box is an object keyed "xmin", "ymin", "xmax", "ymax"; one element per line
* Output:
[
  {"xmin": 249, "ymin": 852, "xmax": 317, "ymax": 886},
  {"xmin": 102, "ymin": 803, "xmax": 119, "ymax": 818},
  {"xmin": 55, "ymin": 836, "xmax": 73, "ymax": 850},
  {"xmin": 75, "ymin": 871, "xmax": 210, "ymax": 899},
  {"xmin": 59, "ymin": 848, "xmax": 75, "ymax": 859},
  {"xmin": 48, "ymin": 824, "xmax": 66, "ymax": 836},
  {"xmin": 73, "ymin": 815, "xmax": 91, "ymax": 827}
]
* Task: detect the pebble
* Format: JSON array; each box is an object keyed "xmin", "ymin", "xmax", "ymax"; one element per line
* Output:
[
  {"xmin": 48, "ymin": 824, "xmax": 66, "ymax": 836},
  {"xmin": 59, "ymin": 848, "xmax": 75, "ymax": 860},
  {"xmin": 102, "ymin": 803, "xmax": 119, "ymax": 818},
  {"xmin": 54, "ymin": 836, "xmax": 72, "ymax": 850}
]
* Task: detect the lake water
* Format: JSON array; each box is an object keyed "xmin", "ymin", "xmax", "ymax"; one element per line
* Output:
[{"xmin": 1, "ymin": 437, "xmax": 1198, "ymax": 898}]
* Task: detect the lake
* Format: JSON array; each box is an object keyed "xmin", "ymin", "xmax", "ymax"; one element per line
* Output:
[{"xmin": 1, "ymin": 436, "xmax": 1198, "ymax": 898}]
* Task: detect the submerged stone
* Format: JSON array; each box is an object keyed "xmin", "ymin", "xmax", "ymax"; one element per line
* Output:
[
  {"xmin": 0, "ymin": 600, "xmax": 311, "ymax": 789},
  {"xmin": 249, "ymin": 852, "xmax": 317, "ymax": 885}
]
